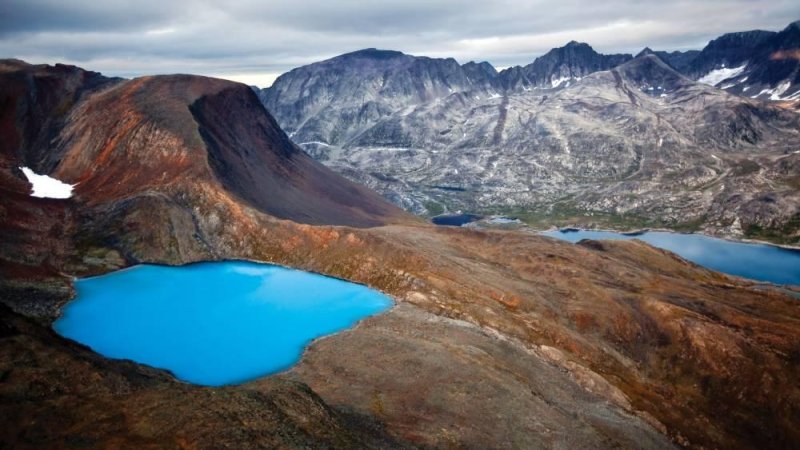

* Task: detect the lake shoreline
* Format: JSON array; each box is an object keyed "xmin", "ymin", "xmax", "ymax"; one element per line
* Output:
[
  {"xmin": 428, "ymin": 212, "xmax": 800, "ymax": 251},
  {"xmin": 534, "ymin": 225, "xmax": 800, "ymax": 252},
  {"xmin": 56, "ymin": 261, "xmax": 394, "ymax": 386},
  {"xmin": 539, "ymin": 228, "xmax": 800, "ymax": 287}
]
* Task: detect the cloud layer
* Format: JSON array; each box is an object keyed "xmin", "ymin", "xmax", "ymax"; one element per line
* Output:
[{"xmin": 2, "ymin": 0, "xmax": 798, "ymax": 87}]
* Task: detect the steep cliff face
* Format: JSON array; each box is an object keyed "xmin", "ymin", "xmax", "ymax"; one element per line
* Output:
[
  {"xmin": 686, "ymin": 30, "xmax": 776, "ymax": 78},
  {"xmin": 0, "ymin": 60, "xmax": 118, "ymax": 173},
  {"xmin": 259, "ymin": 48, "xmax": 500, "ymax": 148},
  {"xmin": 2, "ymin": 60, "xmax": 800, "ymax": 450},
  {"xmin": 687, "ymin": 22, "xmax": 800, "ymax": 101}
]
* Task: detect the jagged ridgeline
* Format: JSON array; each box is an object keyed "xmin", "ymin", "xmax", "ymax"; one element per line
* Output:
[{"xmin": 258, "ymin": 20, "xmax": 800, "ymax": 243}]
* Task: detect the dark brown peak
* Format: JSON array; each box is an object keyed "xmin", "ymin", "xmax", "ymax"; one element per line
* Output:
[
  {"xmin": 0, "ymin": 58, "xmax": 33, "ymax": 73},
  {"xmin": 188, "ymin": 83, "xmax": 410, "ymax": 227}
]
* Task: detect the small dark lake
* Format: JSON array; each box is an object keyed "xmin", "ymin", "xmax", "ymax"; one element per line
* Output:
[
  {"xmin": 542, "ymin": 229, "xmax": 800, "ymax": 286},
  {"xmin": 431, "ymin": 213, "xmax": 482, "ymax": 226}
]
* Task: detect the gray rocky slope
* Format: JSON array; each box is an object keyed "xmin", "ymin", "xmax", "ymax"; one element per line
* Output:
[{"xmin": 259, "ymin": 43, "xmax": 800, "ymax": 243}]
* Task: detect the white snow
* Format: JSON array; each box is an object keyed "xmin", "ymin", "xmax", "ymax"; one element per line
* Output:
[
  {"xmin": 749, "ymin": 82, "xmax": 794, "ymax": 100},
  {"xmin": 769, "ymin": 81, "xmax": 792, "ymax": 100},
  {"xmin": 19, "ymin": 167, "xmax": 74, "ymax": 199},
  {"xmin": 297, "ymin": 141, "xmax": 330, "ymax": 147},
  {"xmin": 550, "ymin": 76, "xmax": 571, "ymax": 88},
  {"xmin": 489, "ymin": 92, "xmax": 502, "ymax": 99},
  {"xmin": 697, "ymin": 64, "xmax": 747, "ymax": 86}
]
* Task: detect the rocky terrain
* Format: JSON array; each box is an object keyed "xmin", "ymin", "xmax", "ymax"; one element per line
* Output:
[
  {"xmin": 2, "ymin": 60, "xmax": 800, "ymax": 449},
  {"xmin": 685, "ymin": 21, "xmax": 800, "ymax": 102},
  {"xmin": 260, "ymin": 38, "xmax": 800, "ymax": 243},
  {"xmin": 499, "ymin": 41, "xmax": 632, "ymax": 90}
]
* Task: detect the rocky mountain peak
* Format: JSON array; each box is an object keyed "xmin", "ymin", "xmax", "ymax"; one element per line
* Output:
[
  {"xmin": 515, "ymin": 41, "xmax": 632, "ymax": 88},
  {"xmin": 564, "ymin": 40, "xmax": 587, "ymax": 48},
  {"xmin": 687, "ymin": 29, "xmax": 776, "ymax": 77},
  {"xmin": 682, "ymin": 20, "xmax": 799, "ymax": 100},
  {"xmin": 616, "ymin": 52, "xmax": 691, "ymax": 88},
  {"xmin": 636, "ymin": 47, "xmax": 656, "ymax": 57},
  {"xmin": 462, "ymin": 60, "xmax": 497, "ymax": 75},
  {"xmin": 341, "ymin": 48, "xmax": 406, "ymax": 59}
]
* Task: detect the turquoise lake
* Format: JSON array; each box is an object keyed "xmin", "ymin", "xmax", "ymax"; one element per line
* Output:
[
  {"xmin": 542, "ymin": 229, "xmax": 800, "ymax": 286},
  {"xmin": 53, "ymin": 261, "xmax": 393, "ymax": 386}
]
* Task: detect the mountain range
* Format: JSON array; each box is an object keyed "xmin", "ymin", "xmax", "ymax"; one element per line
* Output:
[
  {"xmin": 258, "ymin": 20, "xmax": 800, "ymax": 243},
  {"xmin": 2, "ymin": 23, "xmax": 800, "ymax": 450}
]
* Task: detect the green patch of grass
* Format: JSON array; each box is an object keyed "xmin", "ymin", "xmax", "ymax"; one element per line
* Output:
[
  {"xmin": 423, "ymin": 201, "xmax": 445, "ymax": 217},
  {"xmin": 731, "ymin": 159, "xmax": 760, "ymax": 177},
  {"xmin": 744, "ymin": 214, "xmax": 800, "ymax": 245}
]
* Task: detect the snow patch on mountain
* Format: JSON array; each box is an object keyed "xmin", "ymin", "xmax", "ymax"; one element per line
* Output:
[
  {"xmin": 769, "ymin": 81, "xmax": 792, "ymax": 100},
  {"xmin": 19, "ymin": 167, "xmax": 74, "ymax": 199},
  {"xmin": 550, "ymin": 76, "xmax": 571, "ymax": 88},
  {"xmin": 697, "ymin": 64, "xmax": 747, "ymax": 86}
]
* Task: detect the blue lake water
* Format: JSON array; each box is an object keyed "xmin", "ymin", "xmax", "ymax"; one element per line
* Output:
[
  {"xmin": 53, "ymin": 261, "xmax": 393, "ymax": 386},
  {"xmin": 431, "ymin": 213, "xmax": 482, "ymax": 226},
  {"xmin": 541, "ymin": 229, "xmax": 800, "ymax": 286}
]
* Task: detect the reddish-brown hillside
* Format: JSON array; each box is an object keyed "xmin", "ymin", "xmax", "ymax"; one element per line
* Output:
[{"xmin": 1, "ymin": 61, "xmax": 411, "ymax": 228}]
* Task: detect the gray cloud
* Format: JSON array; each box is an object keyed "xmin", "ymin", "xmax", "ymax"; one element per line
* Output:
[{"xmin": 1, "ymin": 0, "xmax": 798, "ymax": 86}]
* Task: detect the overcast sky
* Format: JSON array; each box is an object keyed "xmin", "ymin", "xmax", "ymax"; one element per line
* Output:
[{"xmin": 1, "ymin": 1, "xmax": 798, "ymax": 87}]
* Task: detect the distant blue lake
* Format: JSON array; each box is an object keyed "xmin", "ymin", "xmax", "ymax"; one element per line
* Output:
[
  {"xmin": 542, "ymin": 229, "xmax": 800, "ymax": 286},
  {"xmin": 53, "ymin": 262, "xmax": 393, "ymax": 386}
]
